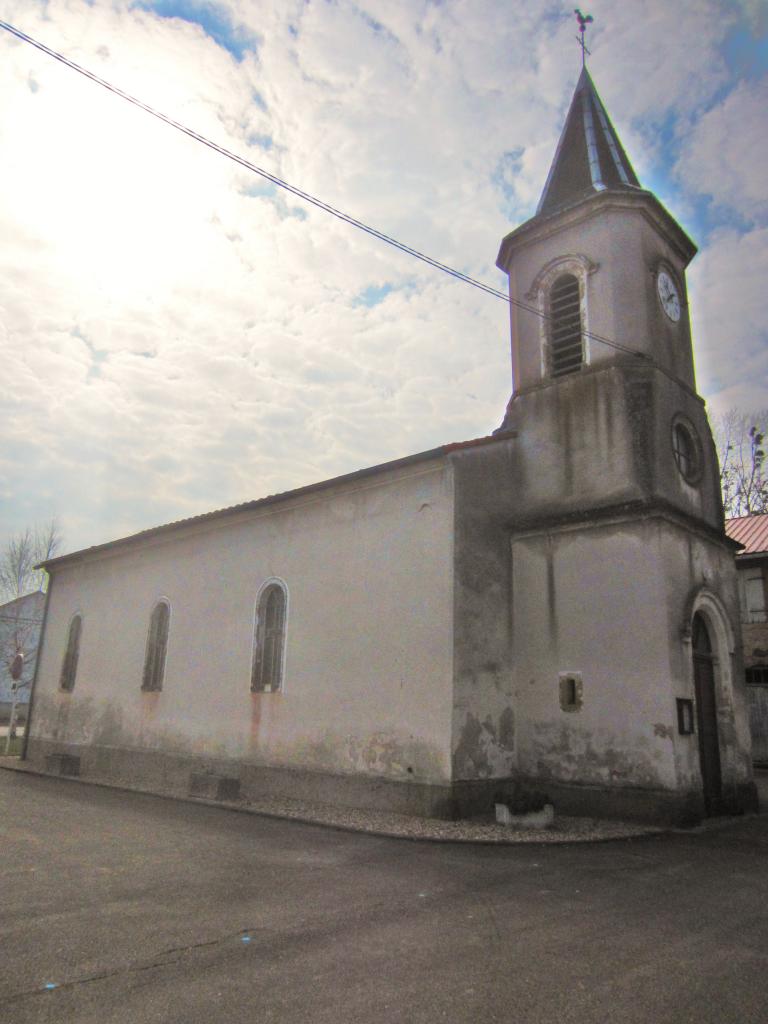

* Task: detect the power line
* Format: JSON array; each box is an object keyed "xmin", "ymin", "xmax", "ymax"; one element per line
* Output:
[{"xmin": 0, "ymin": 19, "xmax": 645, "ymax": 361}]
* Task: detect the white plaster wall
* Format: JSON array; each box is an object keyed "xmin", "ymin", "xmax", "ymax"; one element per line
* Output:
[
  {"xmin": 511, "ymin": 518, "xmax": 679, "ymax": 792},
  {"xmin": 504, "ymin": 199, "xmax": 695, "ymax": 394},
  {"xmin": 31, "ymin": 459, "xmax": 456, "ymax": 784}
]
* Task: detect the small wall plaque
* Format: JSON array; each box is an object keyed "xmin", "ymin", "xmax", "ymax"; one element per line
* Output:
[
  {"xmin": 676, "ymin": 698, "xmax": 694, "ymax": 735},
  {"xmin": 559, "ymin": 672, "xmax": 583, "ymax": 712}
]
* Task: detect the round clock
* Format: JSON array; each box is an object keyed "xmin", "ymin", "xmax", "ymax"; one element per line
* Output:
[{"xmin": 657, "ymin": 270, "xmax": 681, "ymax": 322}]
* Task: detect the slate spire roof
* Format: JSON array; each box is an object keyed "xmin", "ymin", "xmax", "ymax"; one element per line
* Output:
[{"xmin": 537, "ymin": 67, "xmax": 642, "ymax": 218}]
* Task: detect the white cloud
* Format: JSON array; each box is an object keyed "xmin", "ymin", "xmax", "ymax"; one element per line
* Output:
[
  {"xmin": 689, "ymin": 226, "xmax": 768, "ymax": 415},
  {"xmin": 675, "ymin": 78, "xmax": 768, "ymax": 224},
  {"xmin": 0, "ymin": 0, "xmax": 765, "ymax": 553}
]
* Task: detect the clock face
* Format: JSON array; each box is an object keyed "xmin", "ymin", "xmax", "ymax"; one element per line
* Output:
[{"xmin": 657, "ymin": 270, "xmax": 681, "ymax": 322}]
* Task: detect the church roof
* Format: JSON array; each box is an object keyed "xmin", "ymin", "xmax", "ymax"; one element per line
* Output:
[
  {"xmin": 39, "ymin": 432, "xmax": 516, "ymax": 572},
  {"xmin": 536, "ymin": 67, "xmax": 642, "ymax": 218},
  {"xmin": 726, "ymin": 514, "xmax": 768, "ymax": 557}
]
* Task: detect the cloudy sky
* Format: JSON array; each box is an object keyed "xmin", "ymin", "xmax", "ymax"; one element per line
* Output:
[{"xmin": 0, "ymin": 0, "xmax": 766, "ymax": 555}]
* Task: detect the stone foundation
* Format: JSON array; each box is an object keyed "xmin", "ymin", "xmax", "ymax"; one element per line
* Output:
[
  {"xmin": 24, "ymin": 738, "xmax": 459, "ymax": 818},
  {"xmin": 23, "ymin": 738, "xmax": 757, "ymax": 825},
  {"xmin": 447, "ymin": 776, "xmax": 741, "ymax": 826}
]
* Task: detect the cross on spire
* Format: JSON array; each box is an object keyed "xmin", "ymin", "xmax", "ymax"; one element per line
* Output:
[{"xmin": 574, "ymin": 8, "xmax": 594, "ymax": 67}]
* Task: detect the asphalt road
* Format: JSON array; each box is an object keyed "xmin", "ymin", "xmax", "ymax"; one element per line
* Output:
[{"xmin": 1, "ymin": 771, "xmax": 766, "ymax": 1024}]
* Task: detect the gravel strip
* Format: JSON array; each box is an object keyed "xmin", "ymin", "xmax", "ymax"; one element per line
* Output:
[{"xmin": 240, "ymin": 794, "xmax": 664, "ymax": 844}]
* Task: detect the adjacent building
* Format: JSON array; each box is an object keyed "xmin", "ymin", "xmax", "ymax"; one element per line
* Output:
[
  {"xmin": 726, "ymin": 514, "xmax": 768, "ymax": 764},
  {"xmin": 0, "ymin": 591, "xmax": 46, "ymax": 722}
]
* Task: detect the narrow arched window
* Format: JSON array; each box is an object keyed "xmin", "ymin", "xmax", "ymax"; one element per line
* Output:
[
  {"xmin": 252, "ymin": 582, "xmax": 287, "ymax": 693},
  {"xmin": 142, "ymin": 600, "xmax": 170, "ymax": 692},
  {"xmin": 59, "ymin": 614, "xmax": 82, "ymax": 692},
  {"xmin": 549, "ymin": 273, "xmax": 583, "ymax": 377}
]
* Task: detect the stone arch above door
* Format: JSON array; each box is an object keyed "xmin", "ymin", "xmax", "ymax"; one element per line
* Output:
[
  {"xmin": 680, "ymin": 586, "xmax": 741, "ymax": 811},
  {"xmin": 681, "ymin": 587, "xmax": 736, "ymax": 656}
]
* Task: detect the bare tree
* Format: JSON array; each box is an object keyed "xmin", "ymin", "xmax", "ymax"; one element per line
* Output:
[
  {"xmin": 711, "ymin": 410, "xmax": 768, "ymax": 518},
  {"xmin": 0, "ymin": 520, "xmax": 62, "ymax": 601}
]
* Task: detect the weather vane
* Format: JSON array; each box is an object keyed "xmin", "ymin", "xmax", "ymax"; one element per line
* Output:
[{"xmin": 574, "ymin": 8, "xmax": 594, "ymax": 67}]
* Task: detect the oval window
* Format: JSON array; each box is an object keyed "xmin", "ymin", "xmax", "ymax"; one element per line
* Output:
[{"xmin": 671, "ymin": 418, "xmax": 701, "ymax": 484}]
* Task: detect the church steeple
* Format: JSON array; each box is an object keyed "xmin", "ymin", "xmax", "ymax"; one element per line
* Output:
[
  {"xmin": 491, "ymin": 50, "xmax": 729, "ymax": 553},
  {"xmin": 496, "ymin": 67, "xmax": 697, "ymax": 399},
  {"xmin": 536, "ymin": 68, "xmax": 641, "ymax": 218}
]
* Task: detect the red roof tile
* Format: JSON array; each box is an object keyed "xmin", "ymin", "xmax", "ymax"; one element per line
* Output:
[{"xmin": 725, "ymin": 514, "xmax": 768, "ymax": 555}]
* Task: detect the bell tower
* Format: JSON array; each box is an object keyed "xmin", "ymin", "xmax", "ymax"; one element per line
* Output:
[
  {"xmin": 498, "ymin": 67, "xmax": 698, "ymax": 394},
  {"xmin": 494, "ymin": 67, "xmax": 723, "ymax": 534},
  {"xmin": 473, "ymin": 60, "xmax": 757, "ymax": 824}
]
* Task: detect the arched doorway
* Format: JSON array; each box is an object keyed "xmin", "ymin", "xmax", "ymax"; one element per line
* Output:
[{"xmin": 692, "ymin": 613, "xmax": 723, "ymax": 814}]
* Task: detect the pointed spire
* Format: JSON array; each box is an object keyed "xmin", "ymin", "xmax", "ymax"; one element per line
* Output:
[{"xmin": 536, "ymin": 68, "xmax": 641, "ymax": 218}]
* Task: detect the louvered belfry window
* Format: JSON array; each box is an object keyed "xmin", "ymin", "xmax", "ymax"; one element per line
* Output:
[
  {"xmin": 59, "ymin": 615, "xmax": 82, "ymax": 692},
  {"xmin": 549, "ymin": 273, "xmax": 583, "ymax": 377},
  {"xmin": 252, "ymin": 583, "xmax": 286, "ymax": 693},
  {"xmin": 142, "ymin": 601, "xmax": 170, "ymax": 692}
]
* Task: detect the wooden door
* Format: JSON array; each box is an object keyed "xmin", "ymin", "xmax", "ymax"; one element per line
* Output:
[
  {"xmin": 692, "ymin": 614, "xmax": 723, "ymax": 815},
  {"xmin": 746, "ymin": 678, "xmax": 768, "ymax": 765}
]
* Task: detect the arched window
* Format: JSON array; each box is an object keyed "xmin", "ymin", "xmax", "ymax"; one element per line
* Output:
[
  {"xmin": 59, "ymin": 614, "xmax": 82, "ymax": 692},
  {"xmin": 142, "ymin": 600, "xmax": 170, "ymax": 692},
  {"xmin": 549, "ymin": 273, "xmax": 583, "ymax": 377},
  {"xmin": 252, "ymin": 582, "xmax": 287, "ymax": 693}
]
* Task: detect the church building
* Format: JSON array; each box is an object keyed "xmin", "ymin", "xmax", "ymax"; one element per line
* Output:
[{"xmin": 25, "ymin": 69, "xmax": 757, "ymax": 825}]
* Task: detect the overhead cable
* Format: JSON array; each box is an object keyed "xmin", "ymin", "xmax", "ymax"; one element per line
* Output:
[{"xmin": 0, "ymin": 19, "xmax": 645, "ymax": 360}]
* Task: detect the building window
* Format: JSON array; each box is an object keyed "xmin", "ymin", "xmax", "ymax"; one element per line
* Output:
[
  {"xmin": 252, "ymin": 581, "xmax": 287, "ymax": 693},
  {"xmin": 59, "ymin": 614, "xmax": 82, "ymax": 692},
  {"xmin": 746, "ymin": 665, "xmax": 768, "ymax": 686},
  {"xmin": 549, "ymin": 273, "xmax": 583, "ymax": 377},
  {"xmin": 745, "ymin": 575, "xmax": 767, "ymax": 624},
  {"xmin": 142, "ymin": 600, "xmax": 170, "ymax": 692},
  {"xmin": 672, "ymin": 418, "xmax": 701, "ymax": 483}
]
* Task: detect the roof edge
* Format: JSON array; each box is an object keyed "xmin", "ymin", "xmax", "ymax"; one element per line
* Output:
[
  {"xmin": 39, "ymin": 432, "xmax": 518, "ymax": 572},
  {"xmin": 725, "ymin": 512, "xmax": 768, "ymax": 556},
  {"xmin": 497, "ymin": 187, "xmax": 697, "ymax": 271}
]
